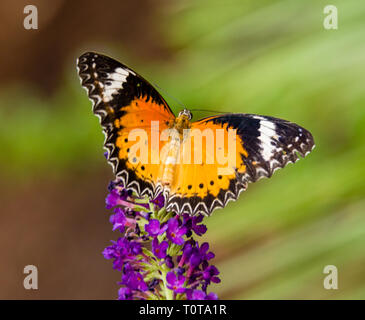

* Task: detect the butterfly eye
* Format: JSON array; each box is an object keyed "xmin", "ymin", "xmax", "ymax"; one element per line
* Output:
[{"xmin": 178, "ymin": 109, "xmax": 192, "ymax": 120}]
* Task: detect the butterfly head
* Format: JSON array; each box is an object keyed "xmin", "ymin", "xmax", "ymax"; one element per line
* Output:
[
  {"xmin": 178, "ymin": 108, "xmax": 192, "ymax": 121},
  {"xmin": 175, "ymin": 109, "xmax": 192, "ymax": 132}
]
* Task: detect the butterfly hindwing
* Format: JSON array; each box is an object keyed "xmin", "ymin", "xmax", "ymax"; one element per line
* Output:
[{"xmin": 77, "ymin": 52, "xmax": 175, "ymax": 197}]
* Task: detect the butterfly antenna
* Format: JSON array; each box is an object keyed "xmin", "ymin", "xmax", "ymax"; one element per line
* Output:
[
  {"xmin": 153, "ymin": 82, "xmax": 186, "ymax": 109},
  {"xmin": 190, "ymin": 108, "xmax": 231, "ymax": 115}
]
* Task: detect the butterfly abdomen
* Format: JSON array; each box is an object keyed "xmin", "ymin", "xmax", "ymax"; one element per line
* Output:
[
  {"xmin": 158, "ymin": 129, "xmax": 180, "ymax": 187},
  {"xmin": 158, "ymin": 114, "xmax": 192, "ymax": 187}
]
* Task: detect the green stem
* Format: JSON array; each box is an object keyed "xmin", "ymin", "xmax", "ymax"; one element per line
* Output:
[{"xmin": 160, "ymin": 266, "xmax": 174, "ymax": 300}]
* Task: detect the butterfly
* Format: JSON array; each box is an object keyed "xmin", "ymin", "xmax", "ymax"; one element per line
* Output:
[{"xmin": 77, "ymin": 52, "xmax": 315, "ymax": 216}]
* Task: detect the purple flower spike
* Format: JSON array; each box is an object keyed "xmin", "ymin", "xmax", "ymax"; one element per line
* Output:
[
  {"xmin": 103, "ymin": 237, "xmax": 131, "ymax": 271},
  {"xmin": 152, "ymin": 194, "xmax": 165, "ymax": 209},
  {"xmin": 203, "ymin": 265, "xmax": 221, "ymax": 284},
  {"xmin": 130, "ymin": 241, "xmax": 142, "ymax": 255},
  {"xmin": 103, "ymin": 181, "xmax": 220, "ymax": 300},
  {"xmin": 191, "ymin": 289, "xmax": 206, "ymax": 300},
  {"xmin": 110, "ymin": 207, "xmax": 126, "ymax": 232},
  {"xmin": 166, "ymin": 271, "xmax": 186, "ymax": 293},
  {"xmin": 145, "ymin": 219, "xmax": 167, "ymax": 237},
  {"xmin": 166, "ymin": 218, "xmax": 187, "ymax": 245},
  {"xmin": 187, "ymin": 289, "xmax": 218, "ymax": 300},
  {"xmin": 192, "ymin": 215, "xmax": 207, "ymax": 236},
  {"xmin": 199, "ymin": 242, "xmax": 215, "ymax": 261},
  {"xmin": 178, "ymin": 242, "xmax": 193, "ymax": 267},
  {"xmin": 192, "ymin": 224, "xmax": 207, "ymax": 236},
  {"xmin": 102, "ymin": 246, "xmax": 115, "ymax": 260},
  {"xmin": 105, "ymin": 189, "xmax": 121, "ymax": 209},
  {"xmin": 118, "ymin": 287, "xmax": 133, "ymax": 300},
  {"xmin": 152, "ymin": 238, "xmax": 168, "ymax": 259},
  {"xmin": 123, "ymin": 269, "xmax": 148, "ymax": 291},
  {"xmin": 165, "ymin": 255, "xmax": 174, "ymax": 269},
  {"xmin": 206, "ymin": 292, "xmax": 219, "ymax": 300},
  {"xmin": 189, "ymin": 252, "xmax": 202, "ymax": 269}
]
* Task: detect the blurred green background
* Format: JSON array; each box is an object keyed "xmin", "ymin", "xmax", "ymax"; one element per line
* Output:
[{"xmin": 0, "ymin": 0, "xmax": 364, "ymax": 299}]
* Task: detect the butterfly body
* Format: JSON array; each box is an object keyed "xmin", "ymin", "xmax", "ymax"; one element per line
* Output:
[
  {"xmin": 159, "ymin": 126, "xmax": 181, "ymax": 187},
  {"xmin": 77, "ymin": 52, "xmax": 315, "ymax": 216}
]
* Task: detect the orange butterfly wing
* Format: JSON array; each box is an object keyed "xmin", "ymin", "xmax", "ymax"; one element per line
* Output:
[
  {"xmin": 165, "ymin": 114, "xmax": 314, "ymax": 215},
  {"xmin": 77, "ymin": 52, "xmax": 174, "ymax": 197}
]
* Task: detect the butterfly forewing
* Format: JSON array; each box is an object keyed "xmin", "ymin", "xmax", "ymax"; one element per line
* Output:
[{"xmin": 77, "ymin": 52, "xmax": 175, "ymax": 197}]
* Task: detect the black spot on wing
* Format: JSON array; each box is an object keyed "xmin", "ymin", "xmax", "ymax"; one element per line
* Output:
[
  {"xmin": 165, "ymin": 172, "xmax": 247, "ymax": 216},
  {"xmin": 115, "ymin": 159, "xmax": 158, "ymax": 198}
]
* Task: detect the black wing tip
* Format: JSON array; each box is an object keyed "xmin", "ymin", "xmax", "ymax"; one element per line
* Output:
[
  {"xmin": 77, "ymin": 51, "xmax": 108, "ymax": 61},
  {"xmin": 77, "ymin": 51, "xmax": 128, "ymax": 74},
  {"xmin": 77, "ymin": 52, "xmax": 97, "ymax": 68}
]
